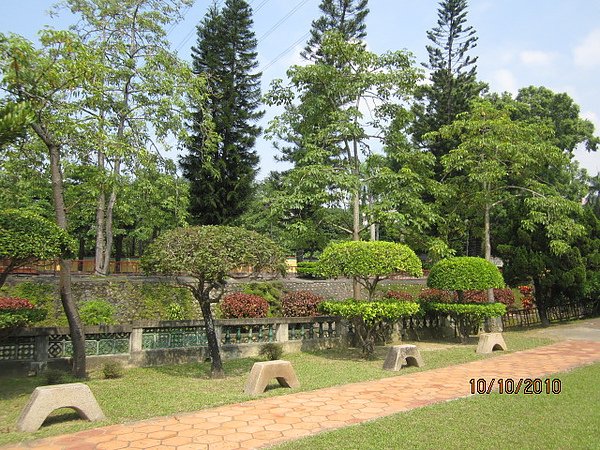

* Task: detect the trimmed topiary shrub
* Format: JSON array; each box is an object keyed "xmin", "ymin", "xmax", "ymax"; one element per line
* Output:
[
  {"xmin": 318, "ymin": 241, "xmax": 423, "ymax": 300},
  {"xmin": 427, "ymin": 257, "xmax": 504, "ymax": 302},
  {"xmin": 0, "ymin": 297, "xmax": 47, "ymax": 329},
  {"xmin": 220, "ymin": 293, "xmax": 269, "ymax": 319},
  {"xmin": 259, "ymin": 343, "xmax": 284, "ymax": 361},
  {"xmin": 79, "ymin": 300, "xmax": 116, "ymax": 325},
  {"xmin": 383, "ymin": 291, "xmax": 415, "ymax": 302},
  {"xmin": 281, "ymin": 291, "xmax": 324, "ymax": 317},
  {"xmin": 320, "ymin": 299, "xmax": 420, "ymax": 359},
  {"xmin": 102, "ymin": 360, "xmax": 125, "ymax": 379},
  {"xmin": 422, "ymin": 301, "xmax": 507, "ymax": 341}
]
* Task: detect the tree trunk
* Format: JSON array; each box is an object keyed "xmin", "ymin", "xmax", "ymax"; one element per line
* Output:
[
  {"xmin": 44, "ymin": 134, "xmax": 86, "ymax": 378},
  {"xmin": 199, "ymin": 298, "xmax": 224, "ymax": 378},
  {"xmin": 78, "ymin": 237, "xmax": 85, "ymax": 272},
  {"xmin": 115, "ymin": 235, "xmax": 124, "ymax": 274},
  {"xmin": 0, "ymin": 266, "xmax": 13, "ymax": 289},
  {"xmin": 94, "ymin": 189, "xmax": 108, "ymax": 275},
  {"xmin": 483, "ymin": 197, "xmax": 502, "ymax": 332},
  {"xmin": 533, "ymin": 278, "xmax": 550, "ymax": 327},
  {"xmin": 351, "ymin": 137, "xmax": 361, "ymax": 300}
]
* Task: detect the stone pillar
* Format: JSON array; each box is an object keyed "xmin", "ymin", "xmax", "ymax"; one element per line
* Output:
[
  {"xmin": 276, "ymin": 323, "xmax": 288, "ymax": 342},
  {"xmin": 31, "ymin": 334, "xmax": 49, "ymax": 374},
  {"xmin": 130, "ymin": 327, "xmax": 143, "ymax": 352}
]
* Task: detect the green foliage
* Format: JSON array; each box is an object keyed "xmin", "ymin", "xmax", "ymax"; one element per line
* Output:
[
  {"xmin": 422, "ymin": 301, "xmax": 507, "ymax": 341},
  {"xmin": 102, "ymin": 360, "xmax": 125, "ymax": 379},
  {"xmin": 165, "ymin": 303, "xmax": 187, "ymax": 321},
  {"xmin": 318, "ymin": 241, "xmax": 423, "ymax": 300},
  {"xmin": 281, "ymin": 291, "xmax": 324, "ymax": 317},
  {"xmin": 79, "ymin": 300, "xmax": 116, "ymax": 326},
  {"xmin": 320, "ymin": 298, "xmax": 419, "ymax": 358},
  {"xmin": 427, "ymin": 257, "xmax": 504, "ymax": 292},
  {"xmin": 302, "ymin": 0, "xmax": 369, "ymax": 61},
  {"xmin": 219, "ymin": 293, "xmax": 269, "ymax": 319},
  {"xmin": 0, "ymin": 297, "xmax": 47, "ymax": 329},
  {"xmin": 258, "ymin": 342, "xmax": 284, "ymax": 361},
  {"xmin": 182, "ymin": 0, "xmax": 262, "ymax": 225},
  {"xmin": 0, "ymin": 209, "xmax": 75, "ymax": 287},
  {"xmin": 242, "ymin": 281, "xmax": 283, "ymax": 316},
  {"xmin": 141, "ymin": 226, "xmax": 286, "ymax": 289},
  {"xmin": 296, "ymin": 261, "xmax": 323, "ymax": 279}
]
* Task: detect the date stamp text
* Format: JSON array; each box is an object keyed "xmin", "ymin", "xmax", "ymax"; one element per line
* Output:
[{"xmin": 469, "ymin": 378, "xmax": 562, "ymax": 395}]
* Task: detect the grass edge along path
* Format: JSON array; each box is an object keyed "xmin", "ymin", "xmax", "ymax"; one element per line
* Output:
[
  {"xmin": 275, "ymin": 361, "xmax": 600, "ymax": 450},
  {"xmin": 0, "ymin": 331, "xmax": 552, "ymax": 446},
  {"xmin": 1, "ymin": 339, "xmax": 599, "ymax": 449}
]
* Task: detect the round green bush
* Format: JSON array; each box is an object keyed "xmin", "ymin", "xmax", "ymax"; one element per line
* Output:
[
  {"xmin": 79, "ymin": 300, "xmax": 116, "ymax": 325},
  {"xmin": 427, "ymin": 257, "xmax": 504, "ymax": 292}
]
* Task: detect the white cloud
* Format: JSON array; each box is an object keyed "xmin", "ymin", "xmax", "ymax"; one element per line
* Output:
[
  {"xmin": 491, "ymin": 69, "xmax": 518, "ymax": 95},
  {"xmin": 573, "ymin": 28, "xmax": 600, "ymax": 68},
  {"xmin": 519, "ymin": 50, "xmax": 557, "ymax": 66}
]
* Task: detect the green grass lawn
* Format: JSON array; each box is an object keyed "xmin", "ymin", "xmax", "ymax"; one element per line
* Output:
[
  {"xmin": 0, "ymin": 330, "xmax": 554, "ymax": 445},
  {"xmin": 275, "ymin": 362, "xmax": 600, "ymax": 450}
]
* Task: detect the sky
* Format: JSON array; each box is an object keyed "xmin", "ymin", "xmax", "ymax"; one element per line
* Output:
[{"xmin": 1, "ymin": 0, "xmax": 599, "ymax": 177}]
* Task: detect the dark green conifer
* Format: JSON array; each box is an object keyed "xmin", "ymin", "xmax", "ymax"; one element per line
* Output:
[
  {"xmin": 181, "ymin": 0, "xmax": 263, "ymax": 225},
  {"xmin": 411, "ymin": 0, "xmax": 486, "ymax": 176},
  {"xmin": 301, "ymin": 0, "xmax": 369, "ymax": 62}
]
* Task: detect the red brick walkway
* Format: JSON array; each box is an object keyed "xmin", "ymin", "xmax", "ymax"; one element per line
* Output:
[{"xmin": 5, "ymin": 340, "xmax": 600, "ymax": 450}]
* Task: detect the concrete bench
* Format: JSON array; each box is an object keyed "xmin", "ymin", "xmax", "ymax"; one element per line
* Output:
[
  {"xmin": 476, "ymin": 332, "xmax": 507, "ymax": 354},
  {"xmin": 244, "ymin": 360, "xmax": 300, "ymax": 395},
  {"xmin": 383, "ymin": 344, "xmax": 424, "ymax": 371},
  {"xmin": 17, "ymin": 383, "xmax": 105, "ymax": 432}
]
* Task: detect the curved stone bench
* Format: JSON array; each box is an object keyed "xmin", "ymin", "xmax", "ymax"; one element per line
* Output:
[
  {"xmin": 17, "ymin": 383, "xmax": 105, "ymax": 432},
  {"xmin": 476, "ymin": 332, "xmax": 507, "ymax": 354},
  {"xmin": 383, "ymin": 344, "xmax": 424, "ymax": 371},
  {"xmin": 244, "ymin": 360, "xmax": 300, "ymax": 395}
]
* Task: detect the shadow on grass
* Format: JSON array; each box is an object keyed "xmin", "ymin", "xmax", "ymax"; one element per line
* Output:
[{"xmin": 142, "ymin": 356, "xmax": 264, "ymax": 380}]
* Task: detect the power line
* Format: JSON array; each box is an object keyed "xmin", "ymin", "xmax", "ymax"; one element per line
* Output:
[
  {"xmin": 258, "ymin": 0, "xmax": 311, "ymax": 44},
  {"xmin": 260, "ymin": 32, "xmax": 310, "ymax": 73}
]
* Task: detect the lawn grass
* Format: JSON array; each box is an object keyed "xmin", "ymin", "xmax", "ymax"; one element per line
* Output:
[
  {"xmin": 0, "ymin": 329, "xmax": 554, "ymax": 445},
  {"xmin": 274, "ymin": 362, "xmax": 600, "ymax": 450}
]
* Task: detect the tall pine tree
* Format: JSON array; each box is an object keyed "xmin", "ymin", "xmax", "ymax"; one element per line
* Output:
[
  {"xmin": 181, "ymin": 0, "xmax": 263, "ymax": 225},
  {"xmin": 411, "ymin": 0, "xmax": 485, "ymax": 176},
  {"xmin": 301, "ymin": 0, "xmax": 369, "ymax": 62}
]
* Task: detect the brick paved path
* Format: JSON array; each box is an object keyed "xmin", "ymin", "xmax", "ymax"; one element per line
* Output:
[{"xmin": 4, "ymin": 340, "xmax": 600, "ymax": 450}]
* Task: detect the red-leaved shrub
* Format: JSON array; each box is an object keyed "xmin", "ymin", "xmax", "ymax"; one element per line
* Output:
[
  {"xmin": 518, "ymin": 285, "xmax": 535, "ymax": 310},
  {"xmin": 0, "ymin": 297, "xmax": 35, "ymax": 310},
  {"xmin": 281, "ymin": 291, "xmax": 324, "ymax": 317},
  {"xmin": 220, "ymin": 293, "xmax": 269, "ymax": 319},
  {"xmin": 0, "ymin": 297, "xmax": 46, "ymax": 329},
  {"xmin": 418, "ymin": 288, "xmax": 453, "ymax": 303},
  {"xmin": 461, "ymin": 288, "xmax": 515, "ymax": 308},
  {"xmin": 383, "ymin": 291, "xmax": 415, "ymax": 302}
]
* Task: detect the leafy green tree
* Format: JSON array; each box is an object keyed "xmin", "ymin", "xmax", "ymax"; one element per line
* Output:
[
  {"xmin": 265, "ymin": 32, "xmax": 422, "ymax": 253},
  {"xmin": 302, "ymin": 0, "xmax": 369, "ymax": 62},
  {"xmin": 411, "ymin": 0, "xmax": 486, "ymax": 176},
  {"xmin": 0, "ymin": 30, "xmax": 101, "ymax": 377},
  {"xmin": 141, "ymin": 226, "xmax": 285, "ymax": 378},
  {"xmin": 429, "ymin": 100, "xmax": 569, "ymax": 266},
  {"xmin": 513, "ymin": 86, "xmax": 599, "ymax": 153},
  {"xmin": 320, "ymin": 298, "xmax": 419, "ymax": 358},
  {"xmin": 181, "ymin": 0, "xmax": 262, "ymax": 225},
  {"xmin": 0, "ymin": 101, "xmax": 33, "ymax": 147},
  {"xmin": 60, "ymin": 0, "xmax": 213, "ymax": 275},
  {"xmin": 0, "ymin": 209, "xmax": 74, "ymax": 288},
  {"xmin": 318, "ymin": 241, "xmax": 423, "ymax": 300}
]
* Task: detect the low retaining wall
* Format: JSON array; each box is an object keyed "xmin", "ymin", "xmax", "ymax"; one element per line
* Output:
[{"xmin": 0, "ymin": 316, "xmax": 345, "ymax": 377}]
